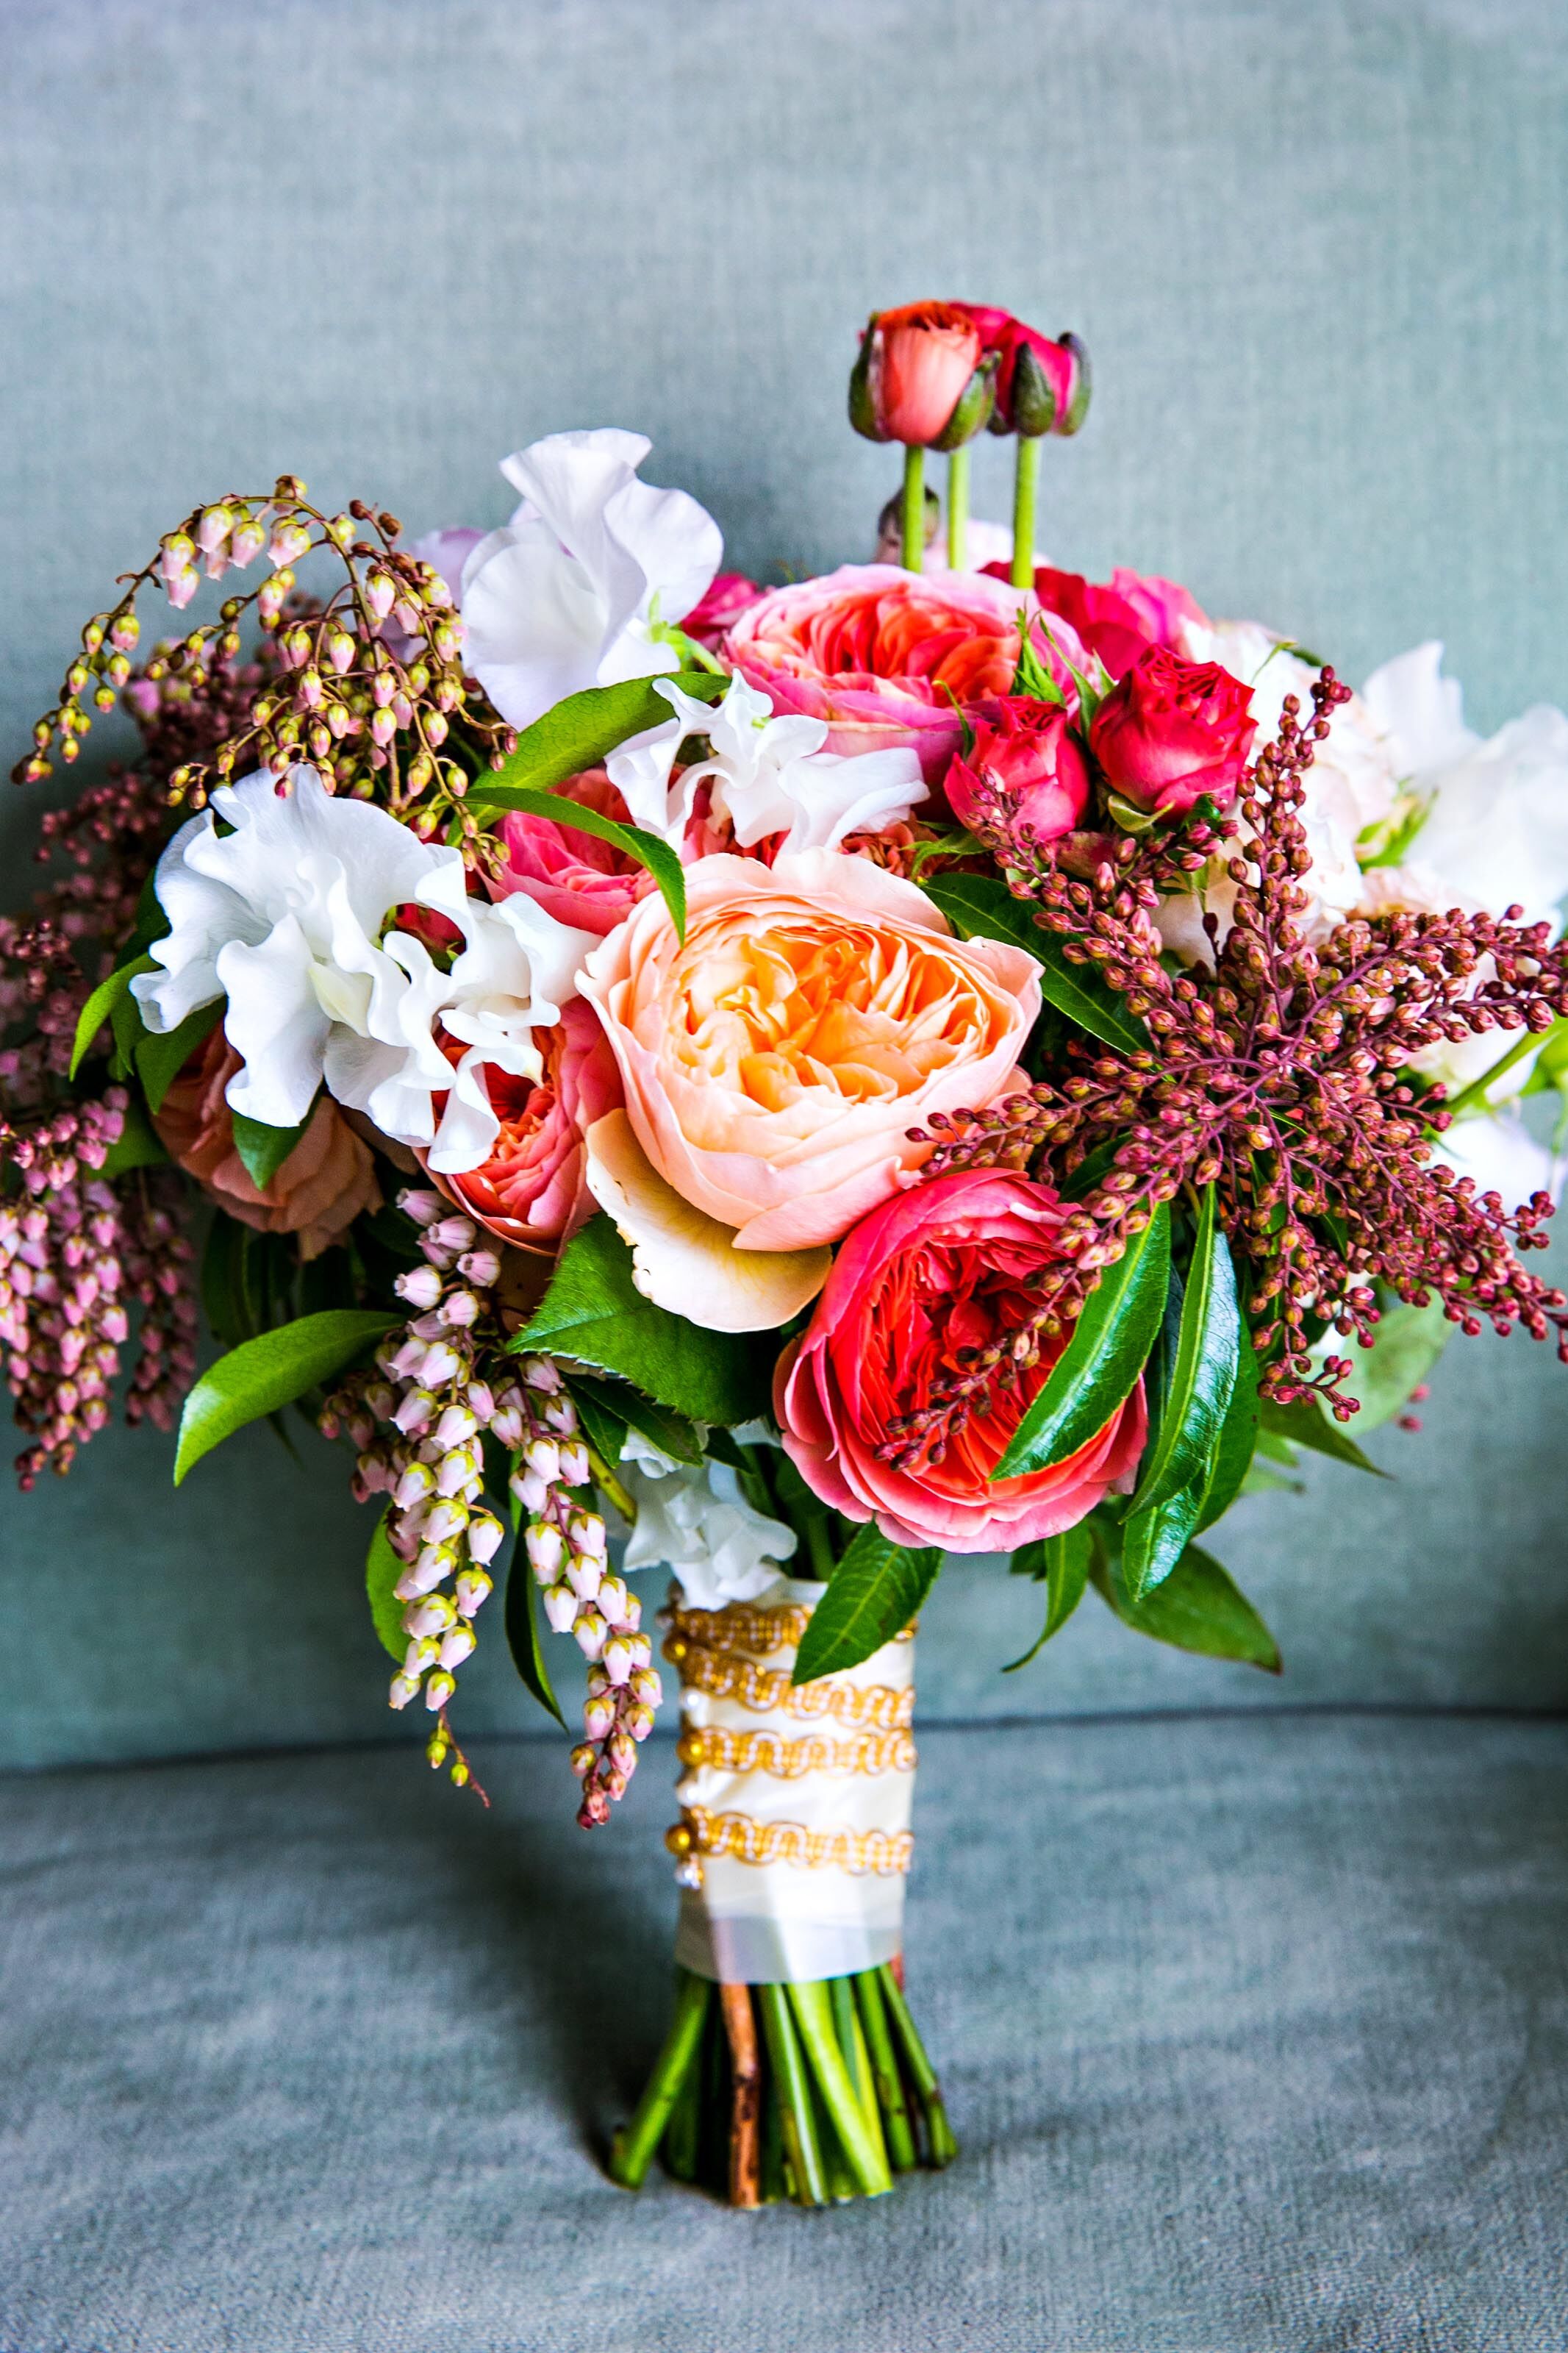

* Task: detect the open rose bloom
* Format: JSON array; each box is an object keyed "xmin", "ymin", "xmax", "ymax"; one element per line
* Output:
[{"xmin": 15, "ymin": 338, "xmax": 1568, "ymax": 2214}]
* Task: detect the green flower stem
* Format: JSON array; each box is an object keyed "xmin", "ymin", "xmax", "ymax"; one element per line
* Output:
[
  {"xmin": 607, "ymin": 1967, "xmax": 712, "ymax": 2190},
  {"xmin": 787, "ymin": 1981, "xmax": 893, "ymax": 2196},
  {"xmin": 853, "ymin": 1968, "xmax": 917, "ymax": 2171},
  {"xmin": 901, "ymin": 443, "xmax": 926, "ymax": 573},
  {"xmin": 947, "ymin": 445, "xmax": 971, "ymax": 571},
  {"xmin": 758, "ymin": 1981, "xmax": 828, "ymax": 2204},
  {"xmin": 801, "ymin": 1511, "xmax": 837, "ymax": 1580},
  {"xmin": 1010, "ymin": 434, "xmax": 1042, "ymax": 590},
  {"xmin": 842, "ymin": 1990, "xmax": 891, "ymax": 2176},
  {"xmin": 1440, "ymin": 1026, "xmax": 1544, "ymax": 1121},
  {"xmin": 878, "ymin": 1963, "xmax": 957, "ymax": 2165}
]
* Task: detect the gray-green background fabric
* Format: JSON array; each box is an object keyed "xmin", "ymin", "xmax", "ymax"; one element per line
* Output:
[{"xmin": 3, "ymin": 0, "xmax": 1567, "ymax": 1766}]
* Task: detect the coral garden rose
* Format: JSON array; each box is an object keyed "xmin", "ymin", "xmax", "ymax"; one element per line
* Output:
[
  {"xmin": 725, "ymin": 565, "xmax": 1082, "ymax": 781},
  {"xmin": 430, "ymin": 999, "xmax": 621, "ymax": 1253},
  {"xmin": 945, "ymin": 696, "xmax": 1091, "ymax": 842},
  {"xmin": 776, "ymin": 1169, "xmax": 1148, "ymax": 1552},
  {"xmin": 1089, "ymin": 644, "xmax": 1256, "ymax": 816},
  {"xmin": 153, "ymin": 1029, "xmax": 380, "ymax": 1257},
  {"xmin": 578, "ymin": 849, "xmax": 1041, "ymax": 1252},
  {"xmin": 487, "ymin": 768, "xmax": 654, "ymax": 938}
]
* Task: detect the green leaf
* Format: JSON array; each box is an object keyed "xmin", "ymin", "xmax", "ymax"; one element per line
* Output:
[
  {"xmin": 173, "ymin": 1307, "xmax": 396, "ymax": 1485},
  {"xmin": 99, "ymin": 1092, "xmax": 168, "ymax": 1177},
  {"xmin": 232, "ymin": 1107, "xmax": 312, "ymax": 1189},
  {"xmin": 992, "ymin": 1203, "xmax": 1170, "ymax": 1480},
  {"xmin": 1196, "ymin": 1332, "xmax": 1261, "ymax": 1532},
  {"xmin": 460, "ymin": 780, "xmax": 690, "ymax": 942},
  {"xmin": 366, "ymin": 1510, "xmax": 408, "ymax": 1664},
  {"xmin": 1002, "ymin": 1523, "xmax": 1092, "ymax": 1671},
  {"xmin": 1092, "ymin": 1540, "xmax": 1281, "ymax": 1672},
  {"xmin": 70, "ymin": 954, "xmax": 155, "ymax": 1079},
  {"xmin": 1009, "ymin": 629, "xmax": 1068, "ymax": 706},
  {"xmin": 1258, "ymin": 1393, "xmax": 1387, "ymax": 1476},
  {"xmin": 563, "ymin": 1374, "xmax": 631, "ymax": 1477},
  {"xmin": 473, "ymin": 671, "xmax": 726, "ymax": 798},
  {"xmin": 516, "ymin": 1213, "xmax": 772, "ymax": 1426},
  {"xmin": 790, "ymin": 1524, "xmax": 942, "ymax": 1686},
  {"xmin": 135, "ymin": 999, "xmax": 223, "ymax": 1114},
  {"xmin": 1333, "ymin": 1300, "xmax": 1451, "ymax": 1432},
  {"xmin": 1122, "ymin": 1474, "xmax": 1205, "ymax": 1602},
  {"xmin": 504, "ymin": 1527, "xmax": 567, "ymax": 1728},
  {"xmin": 923, "ymin": 873, "xmax": 1148, "ymax": 1053},
  {"xmin": 1130, "ymin": 1186, "xmax": 1240, "ymax": 1521},
  {"xmin": 566, "ymin": 1369, "xmax": 703, "ymax": 1467}
]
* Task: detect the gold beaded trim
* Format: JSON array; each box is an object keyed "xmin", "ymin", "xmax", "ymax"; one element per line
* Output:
[
  {"xmin": 667, "ymin": 1806, "xmax": 914, "ymax": 1877},
  {"xmin": 677, "ymin": 1724, "xmax": 917, "ymax": 1779},
  {"xmin": 665, "ymin": 1635, "xmax": 914, "ymax": 1729},
  {"xmin": 670, "ymin": 1593, "xmax": 917, "ymax": 1662}
]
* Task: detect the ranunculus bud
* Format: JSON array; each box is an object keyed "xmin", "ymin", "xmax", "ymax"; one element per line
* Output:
[
  {"xmin": 973, "ymin": 317, "xmax": 1091, "ymax": 438},
  {"xmin": 850, "ymin": 302, "xmax": 984, "ymax": 447},
  {"xmin": 1088, "ymin": 645, "xmax": 1256, "ymax": 819},
  {"xmin": 945, "ymin": 697, "xmax": 1092, "ymax": 843}
]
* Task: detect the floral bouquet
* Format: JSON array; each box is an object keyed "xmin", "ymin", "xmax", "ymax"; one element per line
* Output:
[{"xmin": 7, "ymin": 299, "xmax": 1568, "ymax": 2209}]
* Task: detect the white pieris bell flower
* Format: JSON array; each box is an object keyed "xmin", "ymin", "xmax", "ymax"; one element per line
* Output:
[
  {"xmin": 131, "ymin": 766, "xmax": 459, "ymax": 1128},
  {"xmin": 606, "ymin": 671, "xmax": 928, "ymax": 851},
  {"xmin": 617, "ymin": 1429, "xmax": 798, "ymax": 1610},
  {"xmin": 459, "ymin": 429, "xmax": 723, "ymax": 731}
]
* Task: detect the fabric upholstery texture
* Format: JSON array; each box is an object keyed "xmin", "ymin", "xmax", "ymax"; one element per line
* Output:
[{"xmin": 4, "ymin": 1716, "xmax": 1566, "ymax": 2353}]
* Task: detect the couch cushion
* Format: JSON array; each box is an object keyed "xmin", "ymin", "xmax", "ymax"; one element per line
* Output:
[{"xmin": 4, "ymin": 1715, "xmax": 1565, "ymax": 2351}]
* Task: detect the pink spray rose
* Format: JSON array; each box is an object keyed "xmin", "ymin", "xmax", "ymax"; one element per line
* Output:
[
  {"xmin": 426, "ymin": 1001, "xmax": 621, "ymax": 1254},
  {"xmin": 776, "ymin": 1170, "xmax": 1148, "ymax": 1552},
  {"xmin": 945, "ymin": 696, "xmax": 1091, "ymax": 841},
  {"xmin": 680, "ymin": 571, "xmax": 765, "ymax": 650},
  {"xmin": 577, "ymin": 849, "xmax": 1041, "ymax": 1252},
  {"xmin": 1089, "ymin": 644, "xmax": 1256, "ymax": 816},
  {"xmin": 487, "ymin": 768, "xmax": 655, "ymax": 938},
  {"xmin": 999, "ymin": 565, "xmax": 1207, "ymax": 679},
  {"xmin": 726, "ymin": 565, "xmax": 1084, "ymax": 781}
]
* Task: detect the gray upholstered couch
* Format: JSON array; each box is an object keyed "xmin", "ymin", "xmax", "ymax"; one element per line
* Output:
[{"xmin": 4, "ymin": 5, "xmax": 1566, "ymax": 2346}]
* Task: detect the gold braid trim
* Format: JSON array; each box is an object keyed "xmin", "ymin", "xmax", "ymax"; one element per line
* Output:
[
  {"xmin": 670, "ymin": 1593, "xmax": 916, "ymax": 1661},
  {"xmin": 667, "ymin": 1805, "xmax": 914, "ymax": 1878},
  {"xmin": 665, "ymin": 1635, "xmax": 914, "ymax": 1729},
  {"xmin": 677, "ymin": 1724, "xmax": 917, "ymax": 1779}
]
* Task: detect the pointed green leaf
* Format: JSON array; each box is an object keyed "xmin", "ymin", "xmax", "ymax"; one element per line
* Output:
[
  {"xmin": 515, "ymin": 1213, "xmax": 772, "ymax": 1427},
  {"xmin": 504, "ymin": 1525, "xmax": 567, "ymax": 1727},
  {"xmin": 70, "ymin": 954, "xmax": 155, "ymax": 1079},
  {"xmin": 790, "ymin": 1524, "xmax": 942, "ymax": 1686},
  {"xmin": 923, "ymin": 873, "xmax": 1148, "ymax": 1052},
  {"xmin": 135, "ymin": 999, "xmax": 223, "ymax": 1114},
  {"xmin": 1259, "ymin": 1393, "xmax": 1387, "ymax": 1475},
  {"xmin": 565, "ymin": 1370, "xmax": 703, "ymax": 1467},
  {"xmin": 1131, "ymin": 1186, "xmax": 1240, "ymax": 1518},
  {"xmin": 366, "ymin": 1509, "xmax": 409, "ymax": 1663},
  {"xmin": 992, "ymin": 1203, "xmax": 1170, "ymax": 1480},
  {"xmin": 472, "ymin": 671, "xmax": 726, "ymax": 798},
  {"xmin": 1093, "ymin": 1540, "xmax": 1281, "ymax": 1672},
  {"xmin": 99, "ymin": 1092, "xmax": 168, "ymax": 1177},
  {"xmin": 1002, "ymin": 1522, "xmax": 1092, "ymax": 1671},
  {"xmin": 1196, "ymin": 1332, "xmax": 1261, "ymax": 1532},
  {"xmin": 232, "ymin": 1107, "xmax": 313, "ymax": 1189},
  {"xmin": 173, "ymin": 1307, "xmax": 396, "ymax": 1484},
  {"xmin": 1122, "ymin": 1473, "xmax": 1205, "ymax": 1602},
  {"xmin": 460, "ymin": 781, "xmax": 688, "ymax": 942}
]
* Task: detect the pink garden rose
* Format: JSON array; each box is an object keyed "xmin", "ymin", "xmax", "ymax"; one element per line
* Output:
[
  {"xmin": 776, "ymin": 1169, "xmax": 1148, "ymax": 1552},
  {"xmin": 945, "ymin": 696, "xmax": 1091, "ymax": 841},
  {"xmin": 487, "ymin": 768, "xmax": 655, "ymax": 938},
  {"xmin": 1089, "ymin": 644, "xmax": 1256, "ymax": 816},
  {"xmin": 578, "ymin": 849, "xmax": 1040, "ymax": 1251},
  {"xmin": 430, "ymin": 1000, "xmax": 621, "ymax": 1254},
  {"xmin": 726, "ymin": 565, "xmax": 1084, "ymax": 780}
]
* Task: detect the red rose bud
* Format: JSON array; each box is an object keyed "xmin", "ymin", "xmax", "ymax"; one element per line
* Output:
[
  {"xmin": 1087, "ymin": 646, "xmax": 1256, "ymax": 818},
  {"xmin": 945, "ymin": 696, "xmax": 1091, "ymax": 842},
  {"xmin": 850, "ymin": 301, "xmax": 984, "ymax": 446}
]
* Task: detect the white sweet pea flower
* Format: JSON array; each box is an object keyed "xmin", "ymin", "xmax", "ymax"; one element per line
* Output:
[
  {"xmin": 130, "ymin": 766, "xmax": 459, "ymax": 1128},
  {"xmin": 617, "ymin": 1434, "xmax": 797, "ymax": 1610},
  {"xmin": 606, "ymin": 671, "xmax": 927, "ymax": 851},
  {"xmin": 459, "ymin": 429, "xmax": 722, "ymax": 731}
]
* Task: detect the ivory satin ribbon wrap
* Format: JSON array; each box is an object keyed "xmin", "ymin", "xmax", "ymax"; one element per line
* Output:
[{"xmin": 664, "ymin": 1575, "xmax": 917, "ymax": 1985}]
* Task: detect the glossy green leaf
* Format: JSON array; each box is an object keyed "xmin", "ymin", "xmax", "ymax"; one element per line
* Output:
[
  {"xmin": 473, "ymin": 671, "xmax": 726, "ymax": 798},
  {"xmin": 566, "ymin": 1369, "xmax": 704, "ymax": 1467},
  {"xmin": 1196, "ymin": 1332, "xmax": 1261, "ymax": 1532},
  {"xmin": 1093, "ymin": 1540, "xmax": 1281, "ymax": 1671},
  {"xmin": 515, "ymin": 1213, "xmax": 772, "ymax": 1427},
  {"xmin": 99, "ymin": 1093, "xmax": 168, "ymax": 1177},
  {"xmin": 1131, "ymin": 1187, "xmax": 1240, "ymax": 1518},
  {"xmin": 461, "ymin": 780, "xmax": 689, "ymax": 942},
  {"xmin": 504, "ymin": 1525, "xmax": 567, "ymax": 1728},
  {"xmin": 1002, "ymin": 1523, "xmax": 1093, "ymax": 1671},
  {"xmin": 1334, "ymin": 1300, "xmax": 1452, "ymax": 1432},
  {"xmin": 135, "ymin": 1000, "xmax": 223, "ymax": 1114},
  {"xmin": 366, "ymin": 1510, "xmax": 408, "ymax": 1664},
  {"xmin": 1258, "ymin": 1392, "xmax": 1387, "ymax": 1476},
  {"xmin": 173, "ymin": 1307, "xmax": 396, "ymax": 1484},
  {"xmin": 991, "ymin": 1203, "xmax": 1170, "ymax": 1480},
  {"xmin": 232, "ymin": 1107, "xmax": 313, "ymax": 1190},
  {"xmin": 70, "ymin": 954, "xmax": 155, "ymax": 1079},
  {"xmin": 1122, "ymin": 1474, "xmax": 1205, "ymax": 1602},
  {"xmin": 923, "ymin": 873, "xmax": 1148, "ymax": 1053},
  {"xmin": 790, "ymin": 1524, "xmax": 942, "ymax": 1687}
]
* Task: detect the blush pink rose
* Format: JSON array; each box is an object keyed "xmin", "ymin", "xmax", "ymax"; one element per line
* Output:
[
  {"xmin": 776, "ymin": 1169, "xmax": 1148, "ymax": 1553},
  {"xmin": 578, "ymin": 849, "xmax": 1041, "ymax": 1252},
  {"xmin": 428, "ymin": 1001, "xmax": 622, "ymax": 1254},
  {"xmin": 153, "ymin": 1029, "xmax": 380, "ymax": 1258},
  {"xmin": 487, "ymin": 768, "xmax": 655, "ymax": 937},
  {"xmin": 725, "ymin": 565, "xmax": 1085, "ymax": 782}
]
